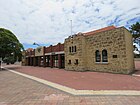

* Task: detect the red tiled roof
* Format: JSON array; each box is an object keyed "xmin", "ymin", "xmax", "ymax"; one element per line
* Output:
[
  {"xmin": 84, "ymin": 26, "xmax": 116, "ymax": 36},
  {"xmin": 26, "ymin": 48, "xmax": 33, "ymax": 52}
]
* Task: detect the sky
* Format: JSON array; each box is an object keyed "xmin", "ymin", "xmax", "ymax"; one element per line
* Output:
[{"xmin": 0, "ymin": 0, "xmax": 140, "ymax": 49}]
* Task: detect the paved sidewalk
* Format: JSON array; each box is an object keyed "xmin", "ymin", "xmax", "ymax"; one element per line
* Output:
[
  {"xmin": 0, "ymin": 70, "xmax": 140, "ymax": 105},
  {"xmin": 134, "ymin": 61, "xmax": 140, "ymax": 75},
  {"xmin": 3, "ymin": 62, "xmax": 140, "ymax": 90}
]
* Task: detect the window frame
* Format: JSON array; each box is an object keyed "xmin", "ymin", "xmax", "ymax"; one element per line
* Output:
[
  {"xmin": 102, "ymin": 49, "xmax": 108, "ymax": 62},
  {"xmin": 95, "ymin": 50, "xmax": 101, "ymax": 62}
]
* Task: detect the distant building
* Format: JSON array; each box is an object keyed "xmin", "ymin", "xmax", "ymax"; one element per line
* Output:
[{"xmin": 22, "ymin": 26, "xmax": 135, "ymax": 74}]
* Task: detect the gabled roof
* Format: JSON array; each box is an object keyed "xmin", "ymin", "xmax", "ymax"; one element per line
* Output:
[{"xmin": 84, "ymin": 26, "xmax": 117, "ymax": 36}]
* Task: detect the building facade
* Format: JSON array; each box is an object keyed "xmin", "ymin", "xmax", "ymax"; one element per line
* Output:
[
  {"xmin": 23, "ymin": 26, "xmax": 135, "ymax": 74},
  {"xmin": 23, "ymin": 43, "xmax": 65, "ymax": 68}
]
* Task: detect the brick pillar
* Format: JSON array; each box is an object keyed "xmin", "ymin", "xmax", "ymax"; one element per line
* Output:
[
  {"xmin": 38, "ymin": 56, "xmax": 40, "ymax": 67},
  {"xmin": 43, "ymin": 56, "xmax": 46, "ymax": 67},
  {"xmin": 43, "ymin": 46, "xmax": 46, "ymax": 67},
  {"xmin": 30, "ymin": 57, "xmax": 32, "ymax": 66},
  {"xmin": 25, "ymin": 58, "xmax": 28, "ymax": 66},
  {"xmin": 27, "ymin": 58, "xmax": 29, "ymax": 66},
  {"xmin": 46, "ymin": 56, "xmax": 50, "ymax": 67},
  {"xmin": 58, "ymin": 54, "xmax": 61, "ymax": 69},
  {"xmin": 50, "ymin": 55, "xmax": 53, "ymax": 68},
  {"xmin": 33, "ymin": 57, "xmax": 36, "ymax": 66},
  {"xmin": 33, "ymin": 49, "xmax": 35, "ymax": 66},
  {"xmin": 28, "ymin": 57, "xmax": 30, "ymax": 66}
]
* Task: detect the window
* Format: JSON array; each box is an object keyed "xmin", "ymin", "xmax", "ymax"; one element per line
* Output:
[
  {"xmin": 68, "ymin": 60, "xmax": 71, "ymax": 64},
  {"xmin": 53, "ymin": 55, "xmax": 58, "ymax": 67},
  {"xmin": 69, "ymin": 47, "xmax": 71, "ymax": 52},
  {"xmin": 69, "ymin": 46, "xmax": 76, "ymax": 53},
  {"xmin": 113, "ymin": 55, "xmax": 117, "ymax": 58},
  {"xmin": 72, "ymin": 46, "xmax": 74, "ymax": 52},
  {"xmin": 95, "ymin": 50, "xmax": 101, "ymax": 62},
  {"xmin": 74, "ymin": 46, "xmax": 76, "ymax": 52},
  {"xmin": 75, "ymin": 59, "xmax": 78, "ymax": 65},
  {"xmin": 102, "ymin": 49, "xmax": 108, "ymax": 62}
]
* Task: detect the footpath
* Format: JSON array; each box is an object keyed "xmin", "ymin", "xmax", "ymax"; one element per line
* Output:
[{"xmin": 3, "ymin": 61, "xmax": 140, "ymax": 95}]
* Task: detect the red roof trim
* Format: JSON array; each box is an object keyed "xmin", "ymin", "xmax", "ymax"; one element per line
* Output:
[{"xmin": 84, "ymin": 26, "xmax": 117, "ymax": 36}]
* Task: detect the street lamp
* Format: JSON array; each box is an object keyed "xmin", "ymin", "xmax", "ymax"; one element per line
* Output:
[
  {"xmin": 70, "ymin": 20, "xmax": 72, "ymax": 36},
  {"xmin": 33, "ymin": 42, "xmax": 41, "ymax": 47}
]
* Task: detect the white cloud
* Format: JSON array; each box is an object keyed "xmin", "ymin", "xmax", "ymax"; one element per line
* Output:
[{"xmin": 0, "ymin": 0, "xmax": 140, "ymax": 47}]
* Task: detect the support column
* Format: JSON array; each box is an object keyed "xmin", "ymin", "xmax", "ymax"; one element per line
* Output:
[
  {"xmin": 50, "ymin": 55, "xmax": 53, "ymax": 68},
  {"xmin": 43, "ymin": 56, "xmax": 46, "ymax": 67},
  {"xmin": 30, "ymin": 57, "xmax": 32, "ymax": 66},
  {"xmin": 38, "ymin": 56, "xmax": 41, "ymax": 67},
  {"xmin": 33, "ymin": 57, "xmax": 36, "ymax": 66},
  {"xmin": 58, "ymin": 54, "xmax": 61, "ymax": 69},
  {"xmin": 43, "ymin": 46, "xmax": 46, "ymax": 67},
  {"xmin": 28, "ymin": 57, "xmax": 30, "ymax": 66},
  {"xmin": 25, "ymin": 58, "xmax": 28, "ymax": 66},
  {"xmin": 46, "ymin": 56, "xmax": 50, "ymax": 67}
]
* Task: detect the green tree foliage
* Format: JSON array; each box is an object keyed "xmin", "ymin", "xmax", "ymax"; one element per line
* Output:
[
  {"xmin": 129, "ymin": 22, "xmax": 140, "ymax": 39},
  {"xmin": 0, "ymin": 28, "xmax": 24, "ymax": 63}
]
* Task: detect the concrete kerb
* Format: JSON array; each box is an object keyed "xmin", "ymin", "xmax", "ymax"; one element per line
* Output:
[
  {"xmin": 132, "ymin": 74, "xmax": 140, "ymax": 77},
  {"xmin": 3, "ymin": 67, "xmax": 140, "ymax": 96}
]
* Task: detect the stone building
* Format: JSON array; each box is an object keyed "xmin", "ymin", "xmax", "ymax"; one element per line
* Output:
[
  {"xmin": 23, "ymin": 26, "xmax": 135, "ymax": 74},
  {"xmin": 64, "ymin": 26, "xmax": 134, "ymax": 74}
]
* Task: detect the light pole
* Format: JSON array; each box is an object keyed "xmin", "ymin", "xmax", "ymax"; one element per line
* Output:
[
  {"xmin": 70, "ymin": 20, "xmax": 72, "ymax": 36},
  {"xmin": 33, "ymin": 42, "xmax": 41, "ymax": 47}
]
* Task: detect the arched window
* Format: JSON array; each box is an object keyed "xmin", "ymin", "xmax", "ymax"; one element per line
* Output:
[
  {"xmin": 95, "ymin": 50, "xmax": 100, "ymax": 62},
  {"xmin": 69, "ymin": 47, "xmax": 71, "ymax": 53},
  {"xmin": 102, "ymin": 49, "xmax": 108, "ymax": 62}
]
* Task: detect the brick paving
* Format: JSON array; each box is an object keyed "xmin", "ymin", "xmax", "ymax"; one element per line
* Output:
[
  {"xmin": 0, "ymin": 70, "xmax": 140, "ymax": 105},
  {"xmin": 3, "ymin": 61, "xmax": 140, "ymax": 90},
  {"xmin": 135, "ymin": 61, "xmax": 140, "ymax": 75}
]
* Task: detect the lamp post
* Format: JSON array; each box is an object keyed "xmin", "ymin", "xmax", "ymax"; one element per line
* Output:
[
  {"xmin": 33, "ymin": 42, "xmax": 41, "ymax": 66},
  {"xmin": 33, "ymin": 42, "xmax": 40, "ymax": 47},
  {"xmin": 70, "ymin": 20, "xmax": 72, "ymax": 36}
]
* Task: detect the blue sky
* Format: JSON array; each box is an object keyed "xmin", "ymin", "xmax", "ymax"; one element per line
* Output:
[{"xmin": 0, "ymin": 0, "xmax": 140, "ymax": 49}]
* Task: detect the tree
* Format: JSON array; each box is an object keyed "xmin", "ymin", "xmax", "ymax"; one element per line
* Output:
[
  {"xmin": 0, "ymin": 28, "xmax": 24, "ymax": 63},
  {"xmin": 129, "ymin": 22, "xmax": 140, "ymax": 39}
]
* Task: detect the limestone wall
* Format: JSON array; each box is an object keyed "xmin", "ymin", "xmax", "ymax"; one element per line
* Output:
[
  {"xmin": 85, "ymin": 27, "xmax": 134, "ymax": 74},
  {"xmin": 124, "ymin": 28, "xmax": 135, "ymax": 73},
  {"xmin": 64, "ymin": 27, "xmax": 135, "ymax": 74},
  {"xmin": 64, "ymin": 34, "xmax": 86, "ymax": 71}
]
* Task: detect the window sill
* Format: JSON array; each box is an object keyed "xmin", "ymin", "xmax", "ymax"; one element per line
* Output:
[{"xmin": 95, "ymin": 62, "xmax": 108, "ymax": 64}]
